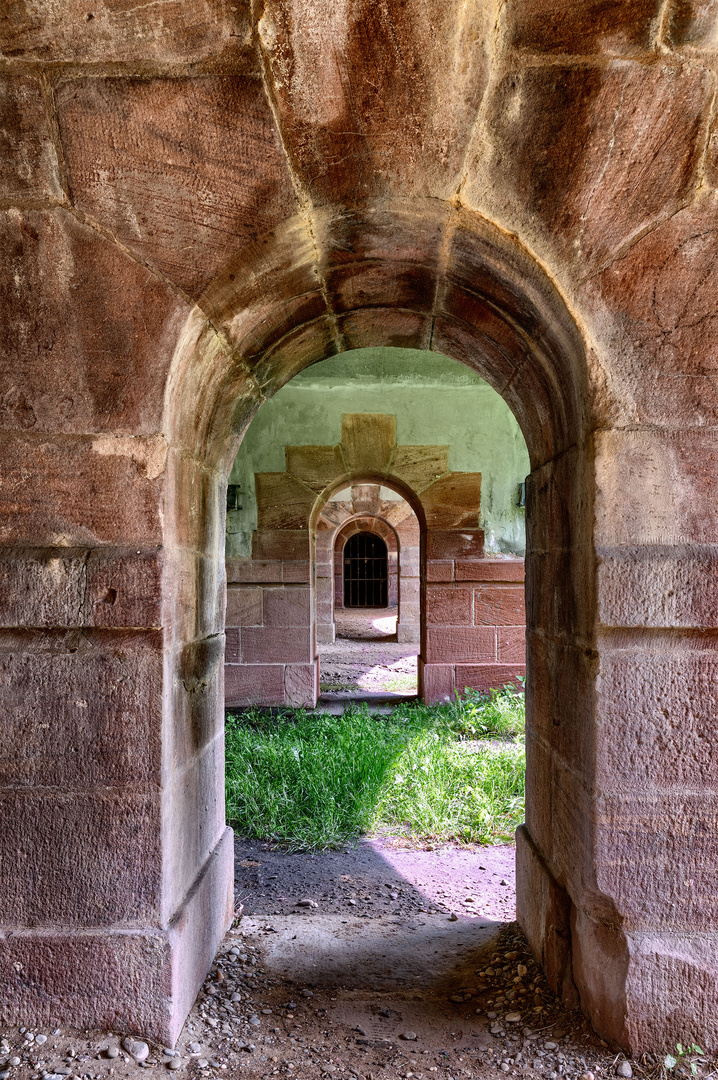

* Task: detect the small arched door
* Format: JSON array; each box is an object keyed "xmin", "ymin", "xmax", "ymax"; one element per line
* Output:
[{"xmin": 343, "ymin": 533, "xmax": 389, "ymax": 607}]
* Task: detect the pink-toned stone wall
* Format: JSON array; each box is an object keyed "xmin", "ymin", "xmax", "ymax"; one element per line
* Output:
[
  {"xmin": 422, "ymin": 556, "xmax": 526, "ymax": 702},
  {"xmin": 225, "ymin": 533, "xmax": 317, "ymax": 708},
  {"xmin": 3, "ymin": 0, "xmax": 718, "ymax": 1052}
]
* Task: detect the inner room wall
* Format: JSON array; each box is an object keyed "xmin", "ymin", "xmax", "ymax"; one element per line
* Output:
[
  {"xmin": 226, "ymin": 347, "xmax": 530, "ymax": 559},
  {"xmin": 224, "ymin": 348, "xmax": 530, "ymax": 707}
]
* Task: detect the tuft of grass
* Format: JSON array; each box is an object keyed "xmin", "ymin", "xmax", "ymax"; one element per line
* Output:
[
  {"xmin": 224, "ymin": 707, "xmax": 416, "ymax": 850},
  {"xmin": 370, "ymin": 729, "xmax": 525, "ymax": 844},
  {"xmin": 225, "ymin": 686, "xmax": 526, "ymax": 851}
]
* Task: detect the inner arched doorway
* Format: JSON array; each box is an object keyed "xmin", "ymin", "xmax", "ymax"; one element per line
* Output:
[
  {"xmin": 161, "ymin": 203, "xmax": 608, "ymax": 1046},
  {"xmin": 343, "ymin": 531, "xmax": 388, "ymax": 608}
]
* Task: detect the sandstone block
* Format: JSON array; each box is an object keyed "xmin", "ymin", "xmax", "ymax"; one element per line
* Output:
[
  {"xmin": 455, "ymin": 559, "xmax": 525, "ymax": 582},
  {"xmin": 0, "ymin": 75, "xmax": 62, "ymax": 201},
  {"xmin": 252, "ymin": 530, "xmax": 310, "ymax": 561},
  {"xmin": 595, "ymin": 636, "xmax": 718, "ymax": 789},
  {"xmin": 286, "ymin": 445, "xmax": 345, "ymax": 492},
  {"xmin": 0, "ymin": 629, "xmax": 162, "ymax": 788},
  {"xmin": 263, "ymin": 587, "xmax": 311, "ymax": 627},
  {"xmin": 0, "ymin": 790, "xmax": 161, "ymax": 926},
  {"xmin": 282, "ymin": 560, "xmax": 311, "ymax": 583},
  {"xmin": 454, "ymin": 663, "xmax": 525, "ymax": 693},
  {"xmin": 426, "ymin": 530, "xmax": 484, "ymax": 560},
  {"xmin": 0, "ymin": 433, "xmax": 163, "ymax": 546},
  {"xmin": 425, "ymin": 585, "xmax": 472, "ymax": 625},
  {"xmin": 225, "ymin": 587, "xmax": 263, "ymax": 628},
  {"xmin": 391, "ymin": 445, "xmax": 450, "ymax": 493},
  {"xmin": 420, "ymin": 473, "xmax": 481, "ymax": 528},
  {"xmin": 258, "ymin": 0, "xmax": 489, "ymax": 203},
  {"xmin": 241, "ymin": 626, "xmax": 312, "ymax": 664},
  {"xmin": 597, "ymin": 546, "xmax": 718, "ymax": 628},
  {"xmin": 426, "ymin": 560, "xmax": 454, "ymax": 582},
  {"xmin": 255, "ymin": 474, "xmax": 315, "ymax": 530},
  {"xmin": 251, "ymin": 315, "xmax": 339, "ymax": 396},
  {"xmin": 284, "ymin": 662, "xmax": 318, "ymax": 706},
  {"xmin": 338, "ymin": 308, "xmax": 430, "ymax": 353},
  {"xmin": 0, "ymin": 0, "xmax": 252, "ymax": 64},
  {"xmin": 497, "ymin": 627, "xmax": 526, "ymax": 664},
  {"xmin": 426, "ymin": 626, "xmax": 496, "ymax": 664},
  {"xmin": 0, "ymin": 209, "xmax": 188, "ymax": 435},
  {"xmin": 666, "ymin": 0, "xmax": 718, "ymax": 48},
  {"xmin": 224, "ymin": 628, "xmax": 241, "ymax": 663},
  {"xmin": 420, "ymin": 662, "xmax": 455, "ymax": 704},
  {"xmin": 225, "ymin": 663, "xmax": 285, "ymax": 706},
  {"xmin": 56, "ymin": 77, "xmax": 296, "ymax": 297},
  {"xmin": 504, "ymin": 0, "xmax": 661, "ymax": 55},
  {"xmin": 341, "ymin": 413, "xmax": 396, "ymax": 475},
  {"xmin": 475, "ymin": 586, "xmax": 526, "ymax": 626},
  {"xmin": 580, "ymin": 199, "xmax": 718, "ymax": 427},
  {"xmin": 0, "ymin": 546, "xmax": 161, "ymax": 629},
  {"xmin": 477, "ymin": 61, "xmax": 711, "ymax": 271}
]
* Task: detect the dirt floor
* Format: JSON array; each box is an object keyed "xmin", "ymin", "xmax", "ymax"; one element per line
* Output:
[
  {"xmin": 0, "ymin": 836, "xmax": 676, "ymax": 1080},
  {"xmin": 318, "ymin": 609, "xmax": 418, "ymax": 697}
]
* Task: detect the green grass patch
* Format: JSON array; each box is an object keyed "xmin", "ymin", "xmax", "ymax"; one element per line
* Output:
[{"xmin": 225, "ymin": 685, "xmax": 525, "ymax": 851}]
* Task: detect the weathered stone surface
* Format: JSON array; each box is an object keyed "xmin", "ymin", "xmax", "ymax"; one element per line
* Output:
[
  {"xmin": 241, "ymin": 626, "xmax": 312, "ymax": 664},
  {"xmin": 263, "ymin": 587, "xmax": 311, "ymax": 627},
  {"xmin": 596, "ymin": 634, "xmax": 718, "ymax": 788},
  {"xmin": 475, "ymin": 585, "xmax": 526, "ymax": 626},
  {"xmin": 0, "ymin": 209, "xmax": 188, "ymax": 435},
  {"xmin": 284, "ymin": 661, "xmax": 318, "ymax": 706},
  {"xmin": 0, "ymin": 433, "xmax": 163, "ymax": 546},
  {"xmin": 426, "ymin": 530, "xmax": 485, "ymax": 560},
  {"xmin": 0, "ymin": 928, "xmax": 172, "ymax": 1037},
  {"xmin": 665, "ymin": 0, "xmax": 718, "ymax": 48},
  {"xmin": 341, "ymin": 412, "xmax": 396, "ymax": 475},
  {"xmin": 0, "ymin": 547, "xmax": 161, "ymax": 628},
  {"xmin": 420, "ymin": 474, "xmax": 481, "ymax": 528},
  {"xmin": 497, "ymin": 626, "xmax": 526, "ymax": 663},
  {"xmin": 0, "ymin": 629, "xmax": 162, "ymax": 788},
  {"xmin": 0, "ymin": 0, "xmax": 252, "ymax": 65},
  {"xmin": 286, "ymin": 445, "xmax": 345, "ymax": 492},
  {"xmin": 426, "ymin": 585, "xmax": 472, "ymax": 626},
  {"xmin": 595, "ymin": 429, "xmax": 718, "ymax": 546},
  {"xmin": 426, "ymin": 626, "xmax": 496, "ymax": 664},
  {"xmin": 57, "ymin": 77, "xmax": 297, "ymax": 297},
  {"xmin": 597, "ymin": 546, "xmax": 718, "ymax": 628},
  {"xmin": 258, "ymin": 0, "xmax": 489, "ymax": 203},
  {"xmin": 255, "ymin": 474, "xmax": 315, "ymax": 530},
  {"xmin": 579, "ymin": 199, "xmax": 718, "ymax": 426},
  {"xmin": 474, "ymin": 61, "xmax": 712, "ymax": 270},
  {"xmin": 504, "ymin": 0, "xmax": 662, "ymax": 55},
  {"xmin": 226, "ymin": 662, "xmax": 286, "ymax": 705},
  {"xmin": 0, "ymin": 789, "xmax": 161, "ymax": 925},
  {"xmin": 0, "ymin": 75, "xmax": 61, "ymax": 201},
  {"xmin": 391, "ymin": 445, "xmax": 449, "ymax": 492},
  {"xmin": 225, "ymin": 586, "xmax": 263, "ymax": 627}
]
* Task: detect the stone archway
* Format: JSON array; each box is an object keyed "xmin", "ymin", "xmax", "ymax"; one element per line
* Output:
[
  {"xmin": 4, "ymin": 196, "xmax": 711, "ymax": 1052},
  {"xmin": 162, "ymin": 205, "xmax": 597, "ymax": 1045}
]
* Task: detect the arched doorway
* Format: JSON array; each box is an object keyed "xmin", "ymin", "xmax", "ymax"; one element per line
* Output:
[
  {"xmin": 343, "ymin": 531, "xmax": 388, "ymax": 608},
  {"xmin": 161, "ymin": 204, "xmax": 605, "ymax": 1045}
]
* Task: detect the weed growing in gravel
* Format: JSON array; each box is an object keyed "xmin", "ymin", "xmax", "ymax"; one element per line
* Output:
[{"xmin": 225, "ymin": 687, "xmax": 525, "ymax": 850}]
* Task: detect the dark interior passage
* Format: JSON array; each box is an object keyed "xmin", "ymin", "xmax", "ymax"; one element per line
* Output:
[{"xmin": 344, "ymin": 532, "xmax": 389, "ymax": 608}]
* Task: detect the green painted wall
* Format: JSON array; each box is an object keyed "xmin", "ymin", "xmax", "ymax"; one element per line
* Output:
[{"xmin": 227, "ymin": 347, "xmax": 529, "ymax": 557}]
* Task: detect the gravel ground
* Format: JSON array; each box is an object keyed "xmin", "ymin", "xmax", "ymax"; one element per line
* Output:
[
  {"xmin": 4, "ymin": 839, "xmax": 709, "ymax": 1080},
  {"xmin": 318, "ymin": 610, "xmax": 418, "ymax": 696}
]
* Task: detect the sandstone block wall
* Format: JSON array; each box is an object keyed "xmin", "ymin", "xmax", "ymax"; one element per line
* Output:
[
  {"xmin": 223, "ymin": 415, "xmax": 523, "ymax": 707},
  {"xmin": 422, "ymin": 557, "xmax": 526, "ymax": 701},
  {"xmin": 3, "ymin": 0, "xmax": 718, "ymax": 1051}
]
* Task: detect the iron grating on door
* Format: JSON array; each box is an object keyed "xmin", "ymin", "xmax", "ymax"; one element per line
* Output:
[{"xmin": 343, "ymin": 532, "xmax": 388, "ymax": 608}]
